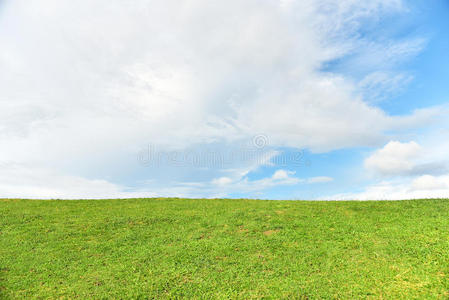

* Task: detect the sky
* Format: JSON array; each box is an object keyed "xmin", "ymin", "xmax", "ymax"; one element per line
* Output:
[{"xmin": 1, "ymin": 0, "xmax": 449, "ymax": 200}]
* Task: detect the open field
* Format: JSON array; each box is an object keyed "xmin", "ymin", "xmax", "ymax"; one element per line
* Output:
[{"xmin": 1, "ymin": 198, "xmax": 449, "ymax": 298}]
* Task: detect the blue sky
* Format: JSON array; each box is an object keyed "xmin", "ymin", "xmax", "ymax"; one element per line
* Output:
[{"xmin": 1, "ymin": 0, "xmax": 449, "ymax": 199}]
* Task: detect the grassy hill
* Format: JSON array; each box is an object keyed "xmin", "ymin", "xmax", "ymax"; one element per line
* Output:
[{"xmin": 1, "ymin": 198, "xmax": 449, "ymax": 298}]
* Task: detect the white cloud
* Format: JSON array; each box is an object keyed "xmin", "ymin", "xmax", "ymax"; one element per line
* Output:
[
  {"xmin": 200, "ymin": 169, "xmax": 333, "ymax": 197},
  {"xmin": 209, "ymin": 169, "xmax": 302, "ymax": 195},
  {"xmin": 364, "ymin": 141, "xmax": 422, "ymax": 175},
  {"xmin": 0, "ymin": 159, "xmax": 334, "ymax": 199},
  {"xmin": 0, "ymin": 164, "xmax": 134, "ymax": 199},
  {"xmin": 0, "ymin": 0, "xmax": 426, "ymax": 153},
  {"xmin": 411, "ymin": 175, "xmax": 449, "ymax": 191},
  {"xmin": 331, "ymin": 175, "xmax": 449, "ymax": 200},
  {"xmin": 364, "ymin": 140, "xmax": 448, "ymax": 176},
  {"xmin": 332, "ymin": 134, "xmax": 449, "ymax": 200},
  {"xmin": 359, "ymin": 71, "xmax": 413, "ymax": 103},
  {"xmin": 0, "ymin": 0, "xmax": 436, "ymax": 198},
  {"xmin": 272, "ymin": 169, "xmax": 295, "ymax": 180}
]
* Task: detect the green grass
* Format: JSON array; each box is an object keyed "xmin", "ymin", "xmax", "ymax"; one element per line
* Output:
[{"xmin": 1, "ymin": 198, "xmax": 449, "ymax": 299}]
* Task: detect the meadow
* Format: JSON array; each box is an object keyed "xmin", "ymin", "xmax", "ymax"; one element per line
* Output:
[{"xmin": 1, "ymin": 198, "xmax": 449, "ymax": 299}]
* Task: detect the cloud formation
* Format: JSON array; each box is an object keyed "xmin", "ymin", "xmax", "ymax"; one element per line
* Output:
[
  {"xmin": 333, "ymin": 136, "xmax": 449, "ymax": 200},
  {"xmin": 0, "ymin": 0, "xmax": 438, "ymax": 198},
  {"xmin": 331, "ymin": 175, "xmax": 449, "ymax": 201},
  {"xmin": 365, "ymin": 140, "xmax": 448, "ymax": 177}
]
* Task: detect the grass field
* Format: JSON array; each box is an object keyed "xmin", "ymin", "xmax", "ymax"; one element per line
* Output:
[{"xmin": 1, "ymin": 198, "xmax": 449, "ymax": 298}]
